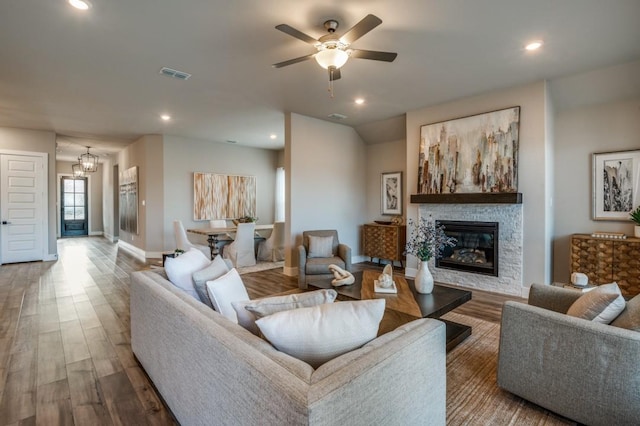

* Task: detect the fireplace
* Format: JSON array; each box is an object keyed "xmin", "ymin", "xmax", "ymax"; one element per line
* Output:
[{"xmin": 436, "ymin": 220, "xmax": 499, "ymax": 277}]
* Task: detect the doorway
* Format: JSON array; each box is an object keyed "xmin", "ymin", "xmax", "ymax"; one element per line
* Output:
[{"xmin": 61, "ymin": 176, "xmax": 88, "ymax": 237}]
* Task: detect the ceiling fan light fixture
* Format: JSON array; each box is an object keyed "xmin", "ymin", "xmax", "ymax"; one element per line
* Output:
[{"xmin": 315, "ymin": 48, "xmax": 349, "ymax": 69}]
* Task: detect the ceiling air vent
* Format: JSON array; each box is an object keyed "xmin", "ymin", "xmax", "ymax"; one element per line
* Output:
[
  {"xmin": 328, "ymin": 113, "xmax": 347, "ymax": 120},
  {"xmin": 159, "ymin": 67, "xmax": 191, "ymax": 80}
]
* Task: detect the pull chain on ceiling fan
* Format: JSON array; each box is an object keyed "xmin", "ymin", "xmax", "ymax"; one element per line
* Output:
[{"xmin": 273, "ymin": 14, "xmax": 398, "ymax": 97}]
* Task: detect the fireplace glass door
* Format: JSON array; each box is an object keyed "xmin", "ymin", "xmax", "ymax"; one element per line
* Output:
[{"xmin": 436, "ymin": 220, "xmax": 499, "ymax": 276}]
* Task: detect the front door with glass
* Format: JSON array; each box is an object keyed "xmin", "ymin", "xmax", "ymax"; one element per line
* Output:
[{"xmin": 61, "ymin": 177, "xmax": 88, "ymax": 237}]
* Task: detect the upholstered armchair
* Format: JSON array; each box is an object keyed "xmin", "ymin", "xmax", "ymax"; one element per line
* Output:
[{"xmin": 297, "ymin": 230, "xmax": 351, "ymax": 289}]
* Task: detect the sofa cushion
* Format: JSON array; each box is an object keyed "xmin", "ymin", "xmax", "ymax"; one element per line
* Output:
[
  {"xmin": 192, "ymin": 255, "xmax": 230, "ymax": 308},
  {"xmin": 256, "ymin": 299, "xmax": 385, "ymax": 368},
  {"xmin": 233, "ymin": 289, "xmax": 338, "ymax": 335},
  {"xmin": 566, "ymin": 282, "xmax": 626, "ymax": 324},
  {"xmin": 610, "ymin": 293, "xmax": 640, "ymax": 331},
  {"xmin": 164, "ymin": 248, "xmax": 211, "ymax": 301},
  {"xmin": 205, "ymin": 268, "xmax": 249, "ymax": 323},
  {"xmin": 305, "ymin": 256, "xmax": 345, "ymax": 275},
  {"xmin": 307, "ymin": 235, "xmax": 334, "ymax": 258}
]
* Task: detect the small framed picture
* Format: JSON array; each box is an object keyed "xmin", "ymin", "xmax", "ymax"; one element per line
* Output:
[
  {"xmin": 381, "ymin": 172, "xmax": 402, "ymax": 215},
  {"xmin": 592, "ymin": 149, "xmax": 640, "ymax": 221}
]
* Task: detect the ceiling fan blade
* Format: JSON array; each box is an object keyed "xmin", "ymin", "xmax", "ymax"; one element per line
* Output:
[
  {"xmin": 275, "ymin": 24, "xmax": 319, "ymax": 45},
  {"xmin": 272, "ymin": 53, "xmax": 316, "ymax": 68},
  {"xmin": 340, "ymin": 14, "xmax": 382, "ymax": 45},
  {"xmin": 350, "ymin": 49, "xmax": 398, "ymax": 62},
  {"xmin": 329, "ymin": 67, "xmax": 342, "ymax": 81}
]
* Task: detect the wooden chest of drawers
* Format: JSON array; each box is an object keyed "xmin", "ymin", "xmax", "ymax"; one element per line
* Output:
[
  {"xmin": 570, "ymin": 234, "xmax": 640, "ymax": 297},
  {"xmin": 363, "ymin": 224, "xmax": 406, "ymax": 267}
]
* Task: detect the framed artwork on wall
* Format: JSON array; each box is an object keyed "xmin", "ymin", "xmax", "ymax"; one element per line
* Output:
[
  {"xmin": 417, "ymin": 106, "xmax": 520, "ymax": 194},
  {"xmin": 119, "ymin": 166, "xmax": 138, "ymax": 234},
  {"xmin": 592, "ymin": 149, "xmax": 640, "ymax": 221},
  {"xmin": 381, "ymin": 171, "xmax": 402, "ymax": 215}
]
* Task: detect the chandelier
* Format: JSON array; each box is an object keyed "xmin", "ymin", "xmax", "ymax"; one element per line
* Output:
[
  {"xmin": 72, "ymin": 162, "xmax": 85, "ymax": 178},
  {"xmin": 79, "ymin": 146, "xmax": 98, "ymax": 173}
]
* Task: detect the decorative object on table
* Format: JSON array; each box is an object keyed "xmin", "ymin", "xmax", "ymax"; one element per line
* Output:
[
  {"xmin": 233, "ymin": 215, "xmax": 258, "ymax": 225},
  {"xmin": 570, "ymin": 272, "xmax": 589, "ymax": 287},
  {"xmin": 631, "ymin": 205, "xmax": 640, "ymax": 237},
  {"xmin": 374, "ymin": 220, "xmax": 392, "ymax": 225},
  {"xmin": 381, "ymin": 171, "xmax": 402, "ymax": 215},
  {"xmin": 119, "ymin": 166, "xmax": 138, "ymax": 234},
  {"xmin": 391, "ymin": 215, "xmax": 404, "ymax": 225},
  {"xmin": 375, "ymin": 264, "xmax": 397, "ymax": 293},
  {"xmin": 592, "ymin": 149, "xmax": 640, "ymax": 221},
  {"xmin": 418, "ymin": 106, "xmax": 520, "ymax": 195},
  {"xmin": 328, "ymin": 264, "xmax": 355, "ymax": 286},
  {"xmin": 193, "ymin": 172, "xmax": 256, "ymax": 221},
  {"xmin": 405, "ymin": 216, "xmax": 457, "ymax": 294},
  {"xmin": 590, "ymin": 231, "xmax": 627, "ymax": 239}
]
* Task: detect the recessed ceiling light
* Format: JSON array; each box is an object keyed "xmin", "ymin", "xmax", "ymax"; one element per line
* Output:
[
  {"xmin": 160, "ymin": 114, "xmax": 171, "ymax": 121},
  {"xmin": 355, "ymin": 98, "xmax": 365, "ymax": 105},
  {"xmin": 269, "ymin": 134, "xmax": 277, "ymax": 140},
  {"xmin": 525, "ymin": 40, "xmax": 543, "ymax": 51},
  {"xmin": 68, "ymin": 0, "xmax": 92, "ymax": 10}
]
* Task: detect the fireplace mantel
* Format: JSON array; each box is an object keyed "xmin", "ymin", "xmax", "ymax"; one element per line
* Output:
[{"xmin": 410, "ymin": 193, "xmax": 522, "ymax": 204}]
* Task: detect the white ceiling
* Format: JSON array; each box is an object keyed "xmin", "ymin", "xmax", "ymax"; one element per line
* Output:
[{"xmin": 1, "ymin": 0, "xmax": 639, "ymax": 160}]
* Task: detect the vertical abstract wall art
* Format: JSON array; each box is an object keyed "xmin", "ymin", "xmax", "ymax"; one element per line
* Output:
[
  {"xmin": 592, "ymin": 149, "xmax": 640, "ymax": 220},
  {"xmin": 418, "ymin": 106, "xmax": 520, "ymax": 194},
  {"xmin": 193, "ymin": 173, "xmax": 256, "ymax": 220},
  {"xmin": 119, "ymin": 166, "xmax": 138, "ymax": 234}
]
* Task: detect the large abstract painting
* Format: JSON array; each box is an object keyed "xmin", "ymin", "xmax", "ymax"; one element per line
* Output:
[
  {"xmin": 119, "ymin": 166, "xmax": 138, "ymax": 234},
  {"xmin": 418, "ymin": 106, "xmax": 520, "ymax": 194},
  {"xmin": 592, "ymin": 149, "xmax": 640, "ymax": 221},
  {"xmin": 193, "ymin": 172, "xmax": 256, "ymax": 220}
]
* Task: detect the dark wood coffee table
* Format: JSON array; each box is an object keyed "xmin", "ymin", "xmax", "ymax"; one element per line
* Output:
[{"xmin": 310, "ymin": 270, "xmax": 472, "ymax": 351}]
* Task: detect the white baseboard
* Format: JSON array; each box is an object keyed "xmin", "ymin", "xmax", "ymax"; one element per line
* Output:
[
  {"xmin": 283, "ymin": 265, "xmax": 298, "ymax": 277},
  {"xmin": 351, "ymin": 255, "xmax": 368, "ymax": 264},
  {"xmin": 89, "ymin": 231, "xmax": 103, "ymax": 236},
  {"xmin": 103, "ymin": 233, "xmax": 119, "ymax": 243},
  {"xmin": 521, "ymin": 286, "xmax": 531, "ymax": 299},
  {"xmin": 118, "ymin": 240, "xmax": 147, "ymax": 262}
]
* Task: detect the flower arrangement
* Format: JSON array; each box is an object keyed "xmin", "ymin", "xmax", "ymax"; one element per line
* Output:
[
  {"xmin": 405, "ymin": 216, "xmax": 457, "ymax": 261},
  {"xmin": 631, "ymin": 205, "xmax": 640, "ymax": 226}
]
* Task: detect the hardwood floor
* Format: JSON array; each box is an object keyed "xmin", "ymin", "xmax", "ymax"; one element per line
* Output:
[{"xmin": 0, "ymin": 237, "xmax": 524, "ymax": 425}]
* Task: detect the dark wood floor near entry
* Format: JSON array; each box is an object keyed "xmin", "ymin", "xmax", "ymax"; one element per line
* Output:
[{"xmin": 0, "ymin": 237, "xmax": 524, "ymax": 425}]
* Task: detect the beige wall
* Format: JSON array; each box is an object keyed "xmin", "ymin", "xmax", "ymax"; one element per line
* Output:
[
  {"xmin": 553, "ymin": 97, "xmax": 640, "ymax": 281},
  {"xmin": 0, "ymin": 127, "xmax": 58, "ymax": 257},
  {"xmin": 406, "ymin": 81, "xmax": 552, "ymax": 292},
  {"xmin": 365, "ymin": 139, "xmax": 407, "ymax": 222},
  {"xmin": 162, "ymin": 135, "xmax": 278, "ymax": 251},
  {"xmin": 285, "ymin": 113, "xmax": 367, "ymax": 271},
  {"xmin": 56, "ymin": 161, "xmax": 103, "ymax": 235}
]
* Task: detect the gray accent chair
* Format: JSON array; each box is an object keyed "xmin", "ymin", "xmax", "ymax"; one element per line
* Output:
[
  {"xmin": 497, "ymin": 284, "xmax": 640, "ymax": 426},
  {"xmin": 297, "ymin": 230, "xmax": 351, "ymax": 289}
]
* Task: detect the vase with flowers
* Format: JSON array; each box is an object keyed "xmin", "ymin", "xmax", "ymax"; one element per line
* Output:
[
  {"xmin": 631, "ymin": 206, "xmax": 640, "ymax": 238},
  {"xmin": 405, "ymin": 216, "xmax": 457, "ymax": 294}
]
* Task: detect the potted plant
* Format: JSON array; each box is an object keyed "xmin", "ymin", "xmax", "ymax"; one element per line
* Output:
[
  {"xmin": 404, "ymin": 216, "xmax": 457, "ymax": 294},
  {"xmin": 631, "ymin": 205, "xmax": 640, "ymax": 238},
  {"xmin": 233, "ymin": 216, "xmax": 258, "ymax": 225}
]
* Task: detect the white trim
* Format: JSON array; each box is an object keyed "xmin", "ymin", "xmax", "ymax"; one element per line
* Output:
[
  {"xmin": 521, "ymin": 286, "xmax": 531, "ymax": 299},
  {"xmin": 405, "ymin": 267, "xmax": 418, "ymax": 278},
  {"xmin": 44, "ymin": 253, "xmax": 58, "ymax": 261},
  {"xmin": 0, "ymin": 150, "xmax": 49, "ymax": 264},
  {"xmin": 89, "ymin": 231, "xmax": 103, "ymax": 236},
  {"xmin": 104, "ymin": 232, "xmax": 118, "ymax": 243},
  {"xmin": 283, "ymin": 265, "xmax": 298, "ymax": 277},
  {"xmin": 351, "ymin": 255, "xmax": 368, "ymax": 264},
  {"xmin": 118, "ymin": 240, "xmax": 146, "ymax": 262}
]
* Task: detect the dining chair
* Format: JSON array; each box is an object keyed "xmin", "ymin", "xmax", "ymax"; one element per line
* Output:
[
  {"xmin": 257, "ymin": 221, "xmax": 285, "ymax": 262},
  {"xmin": 209, "ymin": 219, "xmax": 232, "ymax": 241},
  {"xmin": 223, "ymin": 222, "xmax": 257, "ymax": 267},
  {"xmin": 173, "ymin": 220, "xmax": 211, "ymax": 259}
]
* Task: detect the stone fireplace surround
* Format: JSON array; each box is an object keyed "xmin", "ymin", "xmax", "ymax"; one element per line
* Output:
[{"xmin": 417, "ymin": 204, "xmax": 523, "ymax": 296}]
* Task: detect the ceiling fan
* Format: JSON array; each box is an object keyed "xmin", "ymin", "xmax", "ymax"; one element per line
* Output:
[{"xmin": 272, "ymin": 14, "xmax": 397, "ymax": 85}]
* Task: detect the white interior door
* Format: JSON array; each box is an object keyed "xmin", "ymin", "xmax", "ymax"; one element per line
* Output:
[{"xmin": 1, "ymin": 153, "xmax": 45, "ymax": 263}]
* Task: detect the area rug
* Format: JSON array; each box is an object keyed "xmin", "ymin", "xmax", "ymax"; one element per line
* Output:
[
  {"xmin": 236, "ymin": 261, "xmax": 284, "ymax": 275},
  {"xmin": 441, "ymin": 312, "xmax": 576, "ymax": 426}
]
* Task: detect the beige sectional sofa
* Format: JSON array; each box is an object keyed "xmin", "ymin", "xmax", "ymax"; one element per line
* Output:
[{"xmin": 130, "ymin": 269, "xmax": 447, "ymax": 426}]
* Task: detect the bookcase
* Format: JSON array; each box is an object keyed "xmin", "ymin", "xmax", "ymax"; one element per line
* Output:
[
  {"xmin": 570, "ymin": 234, "xmax": 640, "ymax": 297},
  {"xmin": 363, "ymin": 224, "xmax": 406, "ymax": 267}
]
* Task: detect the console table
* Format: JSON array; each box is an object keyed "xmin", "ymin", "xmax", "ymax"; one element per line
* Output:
[
  {"xmin": 570, "ymin": 233, "xmax": 640, "ymax": 297},
  {"xmin": 363, "ymin": 223, "xmax": 406, "ymax": 267}
]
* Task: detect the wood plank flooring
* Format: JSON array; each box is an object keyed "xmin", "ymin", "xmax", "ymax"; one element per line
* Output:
[{"xmin": 0, "ymin": 237, "xmax": 523, "ymax": 425}]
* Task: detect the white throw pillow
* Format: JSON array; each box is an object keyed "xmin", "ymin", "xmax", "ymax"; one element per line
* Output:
[
  {"xmin": 308, "ymin": 235, "xmax": 334, "ymax": 258},
  {"xmin": 205, "ymin": 268, "xmax": 250, "ymax": 323},
  {"xmin": 256, "ymin": 299, "xmax": 385, "ymax": 368},
  {"xmin": 567, "ymin": 282, "xmax": 626, "ymax": 324},
  {"xmin": 164, "ymin": 248, "xmax": 211, "ymax": 301},
  {"xmin": 192, "ymin": 255, "xmax": 230, "ymax": 308},
  {"xmin": 232, "ymin": 289, "xmax": 338, "ymax": 335}
]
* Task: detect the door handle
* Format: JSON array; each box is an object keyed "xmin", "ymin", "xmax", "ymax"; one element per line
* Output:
[{"xmin": 1, "ymin": 221, "xmax": 11, "ymax": 225}]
